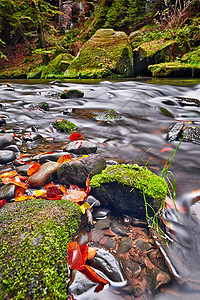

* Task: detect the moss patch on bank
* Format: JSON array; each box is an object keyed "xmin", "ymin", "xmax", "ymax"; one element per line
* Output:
[
  {"xmin": 90, "ymin": 164, "xmax": 168, "ymax": 203},
  {"xmin": 0, "ymin": 199, "xmax": 81, "ymax": 299},
  {"xmin": 148, "ymin": 62, "xmax": 200, "ymax": 77}
]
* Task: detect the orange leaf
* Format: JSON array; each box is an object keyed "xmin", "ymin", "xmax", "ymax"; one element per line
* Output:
[
  {"xmin": 27, "ymin": 162, "xmax": 41, "ymax": 176},
  {"xmin": 87, "ymin": 247, "xmax": 97, "ymax": 260},
  {"xmin": 10, "ymin": 177, "xmax": 28, "ymax": 189},
  {"xmin": 60, "ymin": 184, "xmax": 67, "ymax": 194},
  {"xmin": 160, "ymin": 147, "xmax": 172, "ymax": 153},
  {"xmin": 67, "ymin": 242, "xmax": 88, "ymax": 271},
  {"xmin": 57, "ymin": 154, "xmax": 71, "ymax": 164},
  {"xmin": 0, "ymin": 170, "xmax": 18, "ymax": 178},
  {"xmin": 69, "ymin": 133, "xmax": 85, "ymax": 142},
  {"xmin": 64, "ymin": 189, "xmax": 87, "ymax": 203},
  {"xmin": 15, "ymin": 186, "xmax": 25, "ymax": 198},
  {"xmin": 44, "ymin": 182, "xmax": 57, "ymax": 189},
  {"xmin": 80, "ymin": 265, "xmax": 109, "ymax": 292}
]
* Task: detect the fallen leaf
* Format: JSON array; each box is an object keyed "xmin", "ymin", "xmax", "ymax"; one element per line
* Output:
[
  {"xmin": 33, "ymin": 189, "xmax": 47, "ymax": 198},
  {"xmin": 80, "ymin": 265, "xmax": 109, "ymax": 293},
  {"xmin": 0, "ymin": 199, "xmax": 6, "ymax": 208},
  {"xmin": 69, "ymin": 133, "xmax": 85, "ymax": 142},
  {"xmin": 60, "ymin": 184, "xmax": 67, "ymax": 194},
  {"xmin": 0, "ymin": 170, "xmax": 18, "ymax": 178},
  {"xmin": 87, "ymin": 247, "xmax": 97, "ymax": 260},
  {"xmin": 160, "ymin": 147, "xmax": 172, "ymax": 153},
  {"xmin": 67, "ymin": 242, "xmax": 88, "ymax": 271},
  {"xmin": 79, "ymin": 201, "xmax": 90, "ymax": 214},
  {"xmin": 15, "ymin": 186, "xmax": 25, "ymax": 199},
  {"xmin": 46, "ymin": 185, "xmax": 62, "ymax": 200},
  {"xmin": 64, "ymin": 189, "xmax": 87, "ymax": 203},
  {"xmin": 44, "ymin": 182, "xmax": 57, "ymax": 189},
  {"xmin": 27, "ymin": 162, "xmax": 41, "ymax": 176},
  {"xmin": 57, "ymin": 154, "xmax": 71, "ymax": 164},
  {"xmin": 15, "ymin": 195, "xmax": 34, "ymax": 202}
]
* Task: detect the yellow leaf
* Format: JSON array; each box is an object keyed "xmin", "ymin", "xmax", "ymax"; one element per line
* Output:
[
  {"xmin": 15, "ymin": 195, "xmax": 34, "ymax": 202},
  {"xmin": 79, "ymin": 201, "xmax": 90, "ymax": 214},
  {"xmin": 33, "ymin": 189, "xmax": 47, "ymax": 197}
]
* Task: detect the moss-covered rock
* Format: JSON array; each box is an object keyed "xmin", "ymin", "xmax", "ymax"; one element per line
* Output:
[
  {"xmin": 133, "ymin": 39, "xmax": 185, "ymax": 76},
  {"xmin": 0, "ymin": 199, "xmax": 81, "ymax": 299},
  {"xmin": 53, "ymin": 119, "xmax": 77, "ymax": 132},
  {"xmin": 60, "ymin": 89, "xmax": 84, "ymax": 99},
  {"xmin": 65, "ymin": 28, "xmax": 133, "ymax": 78},
  {"xmin": 148, "ymin": 62, "xmax": 200, "ymax": 78},
  {"xmin": 90, "ymin": 164, "xmax": 168, "ymax": 218}
]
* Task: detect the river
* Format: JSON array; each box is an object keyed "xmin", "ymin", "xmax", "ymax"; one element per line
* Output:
[{"xmin": 0, "ymin": 78, "xmax": 200, "ymax": 299}]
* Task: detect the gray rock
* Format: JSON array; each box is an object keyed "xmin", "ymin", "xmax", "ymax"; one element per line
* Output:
[
  {"xmin": 175, "ymin": 97, "xmax": 200, "ymax": 107},
  {"xmin": 4, "ymin": 144, "xmax": 20, "ymax": 153},
  {"xmin": 111, "ymin": 219, "xmax": 130, "ymax": 236},
  {"xmin": 39, "ymin": 151, "xmax": 71, "ymax": 163},
  {"xmin": 64, "ymin": 140, "xmax": 97, "ymax": 154},
  {"xmin": 0, "ymin": 134, "xmax": 15, "ymax": 149},
  {"xmin": 117, "ymin": 237, "xmax": 132, "ymax": 254},
  {"xmin": 16, "ymin": 164, "xmax": 34, "ymax": 176},
  {"xmin": 0, "ymin": 150, "xmax": 16, "ymax": 164},
  {"xmin": 95, "ymin": 218, "xmax": 111, "ymax": 230},
  {"xmin": 60, "ymin": 89, "xmax": 84, "ymax": 99},
  {"xmin": 93, "ymin": 208, "xmax": 111, "ymax": 219},
  {"xmin": 0, "ymin": 184, "xmax": 15, "ymax": 200},
  {"xmin": 57, "ymin": 154, "xmax": 106, "ymax": 187},
  {"xmin": 167, "ymin": 122, "xmax": 185, "ymax": 142},
  {"xmin": 135, "ymin": 239, "xmax": 152, "ymax": 252}
]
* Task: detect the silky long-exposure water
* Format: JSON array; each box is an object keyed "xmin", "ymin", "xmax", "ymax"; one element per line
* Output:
[{"xmin": 1, "ymin": 78, "xmax": 200, "ymax": 299}]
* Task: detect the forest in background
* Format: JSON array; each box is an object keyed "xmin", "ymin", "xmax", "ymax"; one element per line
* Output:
[{"xmin": 0, "ymin": 0, "xmax": 199, "ymax": 78}]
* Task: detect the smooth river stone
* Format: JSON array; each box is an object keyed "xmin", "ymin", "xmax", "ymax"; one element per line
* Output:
[
  {"xmin": 0, "ymin": 184, "xmax": 15, "ymax": 200},
  {"xmin": 28, "ymin": 161, "xmax": 60, "ymax": 188},
  {"xmin": 0, "ymin": 150, "xmax": 16, "ymax": 164},
  {"xmin": 64, "ymin": 140, "xmax": 97, "ymax": 154},
  {"xmin": 0, "ymin": 134, "xmax": 15, "ymax": 149}
]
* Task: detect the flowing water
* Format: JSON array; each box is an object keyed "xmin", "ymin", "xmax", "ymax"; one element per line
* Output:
[{"xmin": 1, "ymin": 78, "xmax": 200, "ymax": 299}]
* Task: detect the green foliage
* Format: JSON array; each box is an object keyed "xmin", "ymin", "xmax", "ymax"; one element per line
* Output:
[{"xmin": 0, "ymin": 199, "xmax": 81, "ymax": 299}]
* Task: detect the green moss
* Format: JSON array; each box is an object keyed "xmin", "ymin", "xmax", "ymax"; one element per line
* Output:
[
  {"xmin": 148, "ymin": 62, "xmax": 200, "ymax": 78},
  {"xmin": 65, "ymin": 29, "xmax": 133, "ymax": 79},
  {"xmin": 90, "ymin": 164, "xmax": 168, "ymax": 202},
  {"xmin": 53, "ymin": 119, "xmax": 77, "ymax": 132},
  {"xmin": 0, "ymin": 199, "xmax": 81, "ymax": 299},
  {"xmin": 60, "ymin": 89, "xmax": 84, "ymax": 99},
  {"xmin": 134, "ymin": 39, "xmax": 177, "ymax": 58}
]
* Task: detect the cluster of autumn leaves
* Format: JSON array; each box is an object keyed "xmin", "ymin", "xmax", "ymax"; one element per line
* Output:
[{"xmin": 0, "ymin": 132, "xmax": 110, "ymax": 293}]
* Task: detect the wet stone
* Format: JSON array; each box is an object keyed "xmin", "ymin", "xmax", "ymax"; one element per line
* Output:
[
  {"xmin": 0, "ymin": 150, "xmax": 16, "ymax": 164},
  {"xmin": 4, "ymin": 144, "xmax": 20, "ymax": 153},
  {"xmin": 16, "ymin": 164, "xmax": 34, "ymax": 176},
  {"xmin": 135, "ymin": 239, "xmax": 152, "ymax": 252},
  {"xmin": 124, "ymin": 259, "xmax": 142, "ymax": 278},
  {"xmin": 111, "ymin": 219, "xmax": 129, "ymax": 236},
  {"xmin": 145, "ymin": 268, "xmax": 171, "ymax": 290},
  {"xmin": 129, "ymin": 247, "xmax": 146, "ymax": 265},
  {"xmin": 131, "ymin": 217, "xmax": 147, "ymax": 227},
  {"xmin": 175, "ymin": 96, "xmax": 200, "ymax": 107},
  {"xmin": 95, "ymin": 218, "xmax": 111, "ymax": 230},
  {"xmin": 0, "ymin": 184, "xmax": 15, "ymax": 200},
  {"xmin": 60, "ymin": 89, "xmax": 84, "ymax": 99},
  {"xmin": 117, "ymin": 237, "xmax": 132, "ymax": 254},
  {"xmin": 0, "ymin": 134, "xmax": 15, "ymax": 149},
  {"xmin": 39, "ymin": 151, "xmax": 71, "ymax": 163},
  {"xmin": 167, "ymin": 122, "xmax": 185, "ymax": 142},
  {"xmin": 93, "ymin": 208, "xmax": 110, "ymax": 219},
  {"xmin": 148, "ymin": 250, "xmax": 169, "ymax": 272},
  {"xmin": 64, "ymin": 140, "xmax": 97, "ymax": 154},
  {"xmin": 86, "ymin": 195, "xmax": 100, "ymax": 207},
  {"xmin": 99, "ymin": 236, "xmax": 116, "ymax": 250}
]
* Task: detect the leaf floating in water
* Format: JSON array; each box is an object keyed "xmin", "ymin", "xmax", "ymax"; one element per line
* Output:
[
  {"xmin": 0, "ymin": 199, "xmax": 6, "ymax": 208},
  {"xmin": 80, "ymin": 265, "xmax": 109, "ymax": 293},
  {"xmin": 69, "ymin": 133, "xmax": 85, "ymax": 142},
  {"xmin": 67, "ymin": 241, "xmax": 88, "ymax": 271},
  {"xmin": 27, "ymin": 162, "xmax": 41, "ymax": 176},
  {"xmin": 57, "ymin": 154, "xmax": 71, "ymax": 164},
  {"xmin": 161, "ymin": 147, "xmax": 172, "ymax": 153}
]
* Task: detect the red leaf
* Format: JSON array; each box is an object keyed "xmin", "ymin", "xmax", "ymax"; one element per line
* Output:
[
  {"xmin": 57, "ymin": 154, "xmax": 71, "ymax": 164},
  {"xmin": 75, "ymin": 141, "xmax": 82, "ymax": 149},
  {"xmin": 46, "ymin": 186, "xmax": 61, "ymax": 199},
  {"xmin": 27, "ymin": 162, "xmax": 41, "ymax": 176},
  {"xmin": 80, "ymin": 265, "xmax": 109, "ymax": 292},
  {"xmin": 67, "ymin": 242, "xmax": 88, "ymax": 271},
  {"xmin": 0, "ymin": 199, "xmax": 6, "ymax": 208},
  {"xmin": 69, "ymin": 133, "xmax": 85, "ymax": 142},
  {"xmin": 15, "ymin": 186, "xmax": 25, "ymax": 198}
]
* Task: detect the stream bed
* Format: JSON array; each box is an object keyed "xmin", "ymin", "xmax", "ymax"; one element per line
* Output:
[{"xmin": 0, "ymin": 78, "xmax": 200, "ymax": 299}]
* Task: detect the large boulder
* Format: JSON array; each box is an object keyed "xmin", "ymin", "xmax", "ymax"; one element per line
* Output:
[
  {"xmin": 90, "ymin": 164, "xmax": 168, "ymax": 218},
  {"xmin": 57, "ymin": 154, "xmax": 106, "ymax": 187},
  {"xmin": 133, "ymin": 39, "xmax": 186, "ymax": 76},
  {"xmin": 65, "ymin": 29, "xmax": 133, "ymax": 78}
]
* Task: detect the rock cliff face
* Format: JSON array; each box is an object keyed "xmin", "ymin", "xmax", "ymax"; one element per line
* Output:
[{"xmin": 65, "ymin": 28, "xmax": 133, "ymax": 78}]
